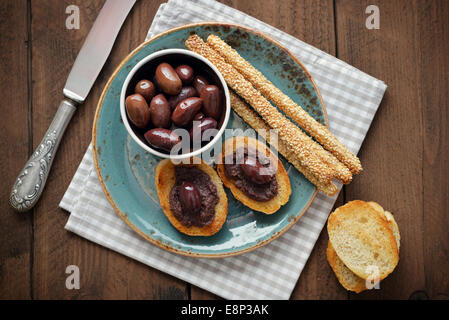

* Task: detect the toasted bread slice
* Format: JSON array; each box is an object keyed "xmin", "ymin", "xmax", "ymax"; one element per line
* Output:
[
  {"xmin": 368, "ymin": 202, "xmax": 400, "ymax": 249},
  {"xmin": 327, "ymin": 202, "xmax": 400, "ymax": 293},
  {"xmin": 155, "ymin": 158, "xmax": 227, "ymax": 236},
  {"xmin": 327, "ymin": 200, "xmax": 399, "ymax": 281},
  {"xmin": 216, "ymin": 136, "xmax": 291, "ymax": 214},
  {"xmin": 326, "ymin": 241, "xmax": 367, "ymax": 293}
]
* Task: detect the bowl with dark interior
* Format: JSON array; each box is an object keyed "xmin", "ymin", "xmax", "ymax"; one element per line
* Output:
[{"xmin": 120, "ymin": 48, "xmax": 230, "ymax": 160}]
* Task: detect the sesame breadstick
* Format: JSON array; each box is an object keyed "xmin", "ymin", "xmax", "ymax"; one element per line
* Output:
[
  {"xmin": 308, "ymin": 137, "xmax": 352, "ymax": 184},
  {"xmin": 230, "ymin": 92, "xmax": 338, "ymax": 196},
  {"xmin": 185, "ymin": 34, "xmax": 334, "ymax": 185},
  {"xmin": 207, "ymin": 34, "xmax": 362, "ymax": 175}
]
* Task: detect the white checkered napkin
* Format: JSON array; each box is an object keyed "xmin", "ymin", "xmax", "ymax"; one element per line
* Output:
[{"xmin": 59, "ymin": 0, "xmax": 386, "ymax": 300}]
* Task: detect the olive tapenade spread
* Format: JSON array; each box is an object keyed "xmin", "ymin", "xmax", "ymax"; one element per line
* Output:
[
  {"xmin": 169, "ymin": 166, "xmax": 219, "ymax": 227},
  {"xmin": 223, "ymin": 147, "xmax": 278, "ymax": 202}
]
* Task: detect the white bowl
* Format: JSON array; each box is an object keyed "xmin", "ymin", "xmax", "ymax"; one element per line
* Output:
[{"xmin": 120, "ymin": 48, "xmax": 230, "ymax": 160}]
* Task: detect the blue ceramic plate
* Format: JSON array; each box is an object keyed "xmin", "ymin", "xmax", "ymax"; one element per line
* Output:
[{"xmin": 93, "ymin": 23, "xmax": 328, "ymax": 257}]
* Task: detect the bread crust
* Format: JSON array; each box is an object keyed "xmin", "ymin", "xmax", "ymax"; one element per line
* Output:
[
  {"xmin": 155, "ymin": 158, "xmax": 228, "ymax": 236},
  {"xmin": 368, "ymin": 201, "xmax": 400, "ymax": 250},
  {"xmin": 216, "ymin": 136, "xmax": 291, "ymax": 214}
]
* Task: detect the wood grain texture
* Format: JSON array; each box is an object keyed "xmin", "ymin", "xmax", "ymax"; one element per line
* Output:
[
  {"xmin": 334, "ymin": 0, "xmax": 447, "ymax": 299},
  {"xmin": 337, "ymin": 0, "xmax": 420, "ymax": 298},
  {"xmin": 30, "ymin": 0, "xmax": 187, "ymax": 299},
  {"xmin": 0, "ymin": 0, "xmax": 32, "ymax": 299},
  {"xmin": 417, "ymin": 0, "xmax": 449, "ymax": 300},
  {"xmin": 219, "ymin": 0, "xmax": 335, "ymax": 54}
]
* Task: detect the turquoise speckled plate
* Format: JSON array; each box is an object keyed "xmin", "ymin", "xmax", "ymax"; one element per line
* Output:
[{"xmin": 93, "ymin": 22, "xmax": 328, "ymax": 258}]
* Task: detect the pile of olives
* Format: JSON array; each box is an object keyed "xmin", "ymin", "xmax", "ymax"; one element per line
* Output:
[{"xmin": 125, "ymin": 61, "xmax": 224, "ymax": 153}]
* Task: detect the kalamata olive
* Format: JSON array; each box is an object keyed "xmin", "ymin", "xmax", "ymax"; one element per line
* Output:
[
  {"xmin": 193, "ymin": 112, "xmax": 205, "ymax": 121},
  {"xmin": 200, "ymin": 85, "xmax": 222, "ymax": 120},
  {"xmin": 149, "ymin": 94, "xmax": 171, "ymax": 128},
  {"xmin": 180, "ymin": 181, "xmax": 202, "ymax": 214},
  {"xmin": 125, "ymin": 94, "xmax": 151, "ymax": 129},
  {"xmin": 135, "ymin": 80, "xmax": 156, "ymax": 102},
  {"xmin": 171, "ymin": 97, "xmax": 203, "ymax": 127},
  {"xmin": 155, "ymin": 62, "xmax": 182, "ymax": 95},
  {"xmin": 193, "ymin": 75, "xmax": 209, "ymax": 94},
  {"xmin": 190, "ymin": 117, "xmax": 218, "ymax": 141},
  {"xmin": 241, "ymin": 156, "xmax": 274, "ymax": 184},
  {"xmin": 167, "ymin": 86, "xmax": 198, "ymax": 110},
  {"xmin": 144, "ymin": 128, "xmax": 181, "ymax": 152},
  {"xmin": 152, "ymin": 75, "xmax": 161, "ymax": 92},
  {"xmin": 175, "ymin": 65, "xmax": 194, "ymax": 85}
]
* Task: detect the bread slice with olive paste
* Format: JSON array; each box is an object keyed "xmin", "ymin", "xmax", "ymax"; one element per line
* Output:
[
  {"xmin": 155, "ymin": 158, "xmax": 228, "ymax": 236},
  {"xmin": 216, "ymin": 136, "xmax": 291, "ymax": 214}
]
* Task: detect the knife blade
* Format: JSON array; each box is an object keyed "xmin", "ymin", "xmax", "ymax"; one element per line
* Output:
[
  {"xmin": 10, "ymin": 0, "xmax": 136, "ymax": 212},
  {"xmin": 64, "ymin": 0, "xmax": 136, "ymax": 102}
]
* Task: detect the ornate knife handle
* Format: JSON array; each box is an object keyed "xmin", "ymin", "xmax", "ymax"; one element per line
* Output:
[{"xmin": 10, "ymin": 99, "xmax": 77, "ymax": 212}]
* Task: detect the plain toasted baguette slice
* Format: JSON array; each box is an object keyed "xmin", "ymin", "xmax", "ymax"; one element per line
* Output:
[
  {"xmin": 326, "ymin": 241, "xmax": 367, "ymax": 293},
  {"xmin": 327, "ymin": 202, "xmax": 400, "ymax": 293},
  {"xmin": 327, "ymin": 200, "xmax": 399, "ymax": 280},
  {"xmin": 155, "ymin": 158, "xmax": 228, "ymax": 236},
  {"xmin": 368, "ymin": 202, "xmax": 400, "ymax": 249},
  {"xmin": 216, "ymin": 136, "xmax": 291, "ymax": 214}
]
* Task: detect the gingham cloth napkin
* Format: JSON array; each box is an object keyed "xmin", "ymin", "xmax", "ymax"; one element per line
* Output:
[{"xmin": 59, "ymin": 0, "xmax": 386, "ymax": 299}]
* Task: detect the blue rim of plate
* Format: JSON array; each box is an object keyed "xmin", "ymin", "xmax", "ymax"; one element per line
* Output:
[{"xmin": 92, "ymin": 22, "xmax": 328, "ymax": 258}]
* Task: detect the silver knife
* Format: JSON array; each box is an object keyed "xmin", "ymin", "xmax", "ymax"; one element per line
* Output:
[{"xmin": 10, "ymin": 0, "xmax": 136, "ymax": 212}]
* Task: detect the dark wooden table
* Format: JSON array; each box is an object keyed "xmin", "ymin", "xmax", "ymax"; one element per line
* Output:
[{"xmin": 1, "ymin": 0, "xmax": 448, "ymax": 300}]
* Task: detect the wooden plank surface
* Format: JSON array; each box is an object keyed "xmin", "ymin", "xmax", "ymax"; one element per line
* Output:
[
  {"xmin": 417, "ymin": 0, "xmax": 449, "ymax": 300},
  {"xmin": 0, "ymin": 0, "xmax": 32, "ymax": 300},
  {"xmin": 336, "ymin": 0, "xmax": 424, "ymax": 299},
  {"xmin": 0, "ymin": 0, "xmax": 448, "ymax": 300},
  {"xmin": 335, "ymin": 0, "xmax": 449, "ymax": 299}
]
